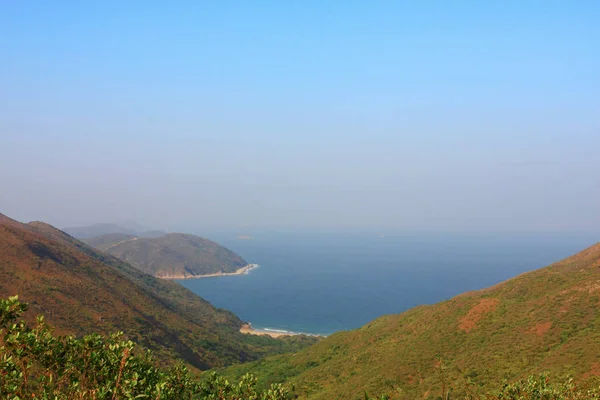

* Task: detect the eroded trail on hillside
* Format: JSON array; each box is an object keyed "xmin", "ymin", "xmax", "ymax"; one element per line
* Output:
[{"xmin": 104, "ymin": 237, "xmax": 138, "ymax": 251}]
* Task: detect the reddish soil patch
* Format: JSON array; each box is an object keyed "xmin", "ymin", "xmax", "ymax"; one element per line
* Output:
[
  {"xmin": 530, "ymin": 321, "xmax": 552, "ymax": 336},
  {"xmin": 459, "ymin": 298, "xmax": 500, "ymax": 333},
  {"xmin": 584, "ymin": 362, "xmax": 600, "ymax": 379}
]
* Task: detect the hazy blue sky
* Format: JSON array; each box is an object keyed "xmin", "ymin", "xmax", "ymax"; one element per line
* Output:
[{"xmin": 1, "ymin": 1, "xmax": 599, "ymax": 233}]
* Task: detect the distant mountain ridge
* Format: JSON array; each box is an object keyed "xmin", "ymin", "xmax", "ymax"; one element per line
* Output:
[
  {"xmin": 83, "ymin": 232, "xmax": 139, "ymax": 251},
  {"xmin": 83, "ymin": 232, "xmax": 248, "ymax": 278},
  {"xmin": 63, "ymin": 223, "xmax": 166, "ymax": 239},
  {"xmin": 0, "ymin": 213, "xmax": 316, "ymax": 371}
]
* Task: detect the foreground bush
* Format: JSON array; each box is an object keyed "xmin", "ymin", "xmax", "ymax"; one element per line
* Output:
[
  {"xmin": 0, "ymin": 296, "xmax": 289, "ymax": 399},
  {"xmin": 363, "ymin": 374, "xmax": 600, "ymax": 400},
  {"xmin": 494, "ymin": 374, "xmax": 600, "ymax": 400}
]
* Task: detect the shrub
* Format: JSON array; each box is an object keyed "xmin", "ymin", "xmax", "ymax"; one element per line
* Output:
[{"xmin": 0, "ymin": 296, "xmax": 290, "ymax": 400}]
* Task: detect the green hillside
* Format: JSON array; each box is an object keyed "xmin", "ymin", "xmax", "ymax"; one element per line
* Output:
[
  {"xmin": 222, "ymin": 242, "xmax": 600, "ymax": 399},
  {"xmin": 0, "ymin": 213, "xmax": 316, "ymax": 371},
  {"xmin": 83, "ymin": 232, "xmax": 248, "ymax": 278}
]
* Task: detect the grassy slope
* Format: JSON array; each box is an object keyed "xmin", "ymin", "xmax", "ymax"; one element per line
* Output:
[
  {"xmin": 0, "ymin": 213, "xmax": 316, "ymax": 371},
  {"xmin": 84, "ymin": 232, "xmax": 247, "ymax": 277},
  {"xmin": 223, "ymin": 242, "xmax": 600, "ymax": 399}
]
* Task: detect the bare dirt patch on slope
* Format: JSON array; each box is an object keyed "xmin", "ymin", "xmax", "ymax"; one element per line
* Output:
[
  {"xmin": 529, "ymin": 321, "xmax": 552, "ymax": 336},
  {"xmin": 459, "ymin": 298, "xmax": 499, "ymax": 333}
]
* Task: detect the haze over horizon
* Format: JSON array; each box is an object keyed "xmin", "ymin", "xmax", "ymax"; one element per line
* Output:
[{"xmin": 2, "ymin": 2, "xmax": 599, "ymax": 233}]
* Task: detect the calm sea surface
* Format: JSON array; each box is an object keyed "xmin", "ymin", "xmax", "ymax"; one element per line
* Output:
[{"xmin": 177, "ymin": 232, "xmax": 597, "ymax": 335}]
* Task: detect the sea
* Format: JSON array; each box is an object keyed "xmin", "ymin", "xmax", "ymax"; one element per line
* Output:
[{"xmin": 177, "ymin": 232, "xmax": 598, "ymax": 336}]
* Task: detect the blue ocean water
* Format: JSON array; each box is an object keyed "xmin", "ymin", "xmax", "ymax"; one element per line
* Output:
[{"xmin": 177, "ymin": 232, "xmax": 597, "ymax": 335}]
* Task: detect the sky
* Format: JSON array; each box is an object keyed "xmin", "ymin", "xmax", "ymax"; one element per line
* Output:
[{"xmin": 1, "ymin": 1, "xmax": 599, "ymax": 233}]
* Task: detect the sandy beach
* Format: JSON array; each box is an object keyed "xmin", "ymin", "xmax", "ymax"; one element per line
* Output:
[
  {"xmin": 239, "ymin": 324, "xmax": 298, "ymax": 338},
  {"xmin": 159, "ymin": 264, "xmax": 259, "ymax": 280},
  {"xmin": 239, "ymin": 323, "xmax": 324, "ymax": 339}
]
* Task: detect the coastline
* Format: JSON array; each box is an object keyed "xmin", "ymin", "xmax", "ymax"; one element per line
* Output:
[
  {"xmin": 239, "ymin": 323, "xmax": 324, "ymax": 339},
  {"xmin": 159, "ymin": 264, "xmax": 259, "ymax": 280}
]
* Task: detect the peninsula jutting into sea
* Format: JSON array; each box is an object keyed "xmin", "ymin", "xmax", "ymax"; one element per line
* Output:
[{"xmin": 80, "ymin": 231, "xmax": 251, "ymax": 279}]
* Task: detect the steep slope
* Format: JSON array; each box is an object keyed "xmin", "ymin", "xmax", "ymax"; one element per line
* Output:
[
  {"xmin": 84, "ymin": 233, "xmax": 248, "ymax": 278},
  {"xmin": 224, "ymin": 242, "xmax": 600, "ymax": 399},
  {"xmin": 0, "ymin": 213, "xmax": 316, "ymax": 371}
]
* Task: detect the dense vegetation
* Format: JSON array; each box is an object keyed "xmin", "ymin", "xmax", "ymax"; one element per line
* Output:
[
  {"xmin": 0, "ymin": 214, "xmax": 316, "ymax": 371},
  {"xmin": 0, "ymin": 296, "xmax": 290, "ymax": 400},
  {"xmin": 221, "ymin": 242, "xmax": 600, "ymax": 399},
  {"xmin": 83, "ymin": 232, "xmax": 247, "ymax": 278}
]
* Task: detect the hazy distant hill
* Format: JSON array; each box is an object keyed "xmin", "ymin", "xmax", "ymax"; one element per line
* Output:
[
  {"xmin": 83, "ymin": 232, "xmax": 136, "ymax": 250},
  {"xmin": 63, "ymin": 223, "xmax": 166, "ymax": 239},
  {"xmin": 224, "ymin": 241, "xmax": 600, "ymax": 399},
  {"xmin": 0, "ymin": 213, "xmax": 316, "ymax": 370},
  {"xmin": 84, "ymin": 232, "xmax": 248, "ymax": 278},
  {"xmin": 63, "ymin": 223, "xmax": 136, "ymax": 238}
]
